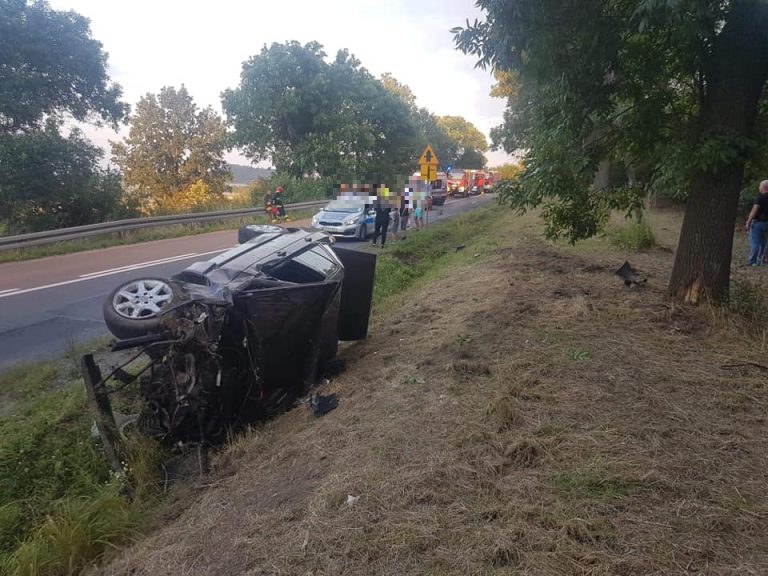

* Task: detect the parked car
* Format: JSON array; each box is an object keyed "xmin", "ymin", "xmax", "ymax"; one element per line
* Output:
[
  {"xmin": 99, "ymin": 225, "xmax": 376, "ymax": 444},
  {"xmin": 311, "ymin": 199, "xmax": 375, "ymax": 240}
]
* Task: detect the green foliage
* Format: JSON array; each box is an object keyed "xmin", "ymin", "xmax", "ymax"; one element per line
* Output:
[
  {"xmin": 0, "ymin": 0, "xmax": 126, "ymax": 133},
  {"xmin": 0, "ymin": 387, "xmax": 112, "ymax": 554},
  {"xmin": 413, "ymin": 109, "xmax": 458, "ymax": 170},
  {"xmin": 112, "ymin": 86, "xmax": 230, "ymax": 215},
  {"xmin": 453, "ymin": 0, "xmax": 768, "ymax": 246},
  {"xmin": 8, "ymin": 484, "xmax": 141, "ymax": 576},
  {"xmin": 0, "ymin": 127, "xmax": 135, "ymax": 234},
  {"xmin": 223, "ymin": 42, "xmax": 421, "ymax": 183},
  {"xmin": 380, "ymin": 73, "xmax": 417, "ymax": 108},
  {"xmin": 436, "ymin": 115, "xmax": 488, "ymax": 168},
  {"xmin": 608, "ymin": 217, "xmax": 656, "ymax": 251},
  {"xmin": 250, "ymin": 176, "xmax": 333, "ymax": 207},
  {"xmin": 0, "ymin": 0, "xmax": 129, "ymax": 235},
  {"xmin": 567, "ymin": 349, "xmax": 591, "ymax": 362},
  {"xmin": 0, "ymin": 358, "xmax": 169, "ymax": 574}
]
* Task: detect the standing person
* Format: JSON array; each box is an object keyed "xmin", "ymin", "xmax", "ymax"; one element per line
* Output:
[
  {"xmin": 745, "ymin": 180, "xmax": 768, "ymax": 266},
  {"xmin": 398, "ymin": 190, "xmax": 410, "ymax": 240},
  {"xmin": 371, "ymin": 188, "xmax": 392, "ymax": 247},
  {"xmin": 413, "ymin": 198, "xmax": 424, "ymax": 231},
  {"xmin": 389, "ymin": 198, "xmax": 400, "ymax": 244}
]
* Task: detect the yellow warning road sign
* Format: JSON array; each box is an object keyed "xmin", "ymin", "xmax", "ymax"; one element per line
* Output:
[{"xmin": 418, "ymin": 144, "xmax": 439, "ymax": 167}]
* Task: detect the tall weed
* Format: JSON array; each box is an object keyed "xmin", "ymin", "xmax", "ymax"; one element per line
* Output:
[{"xmin": 608, "ymin": 218, "xmax": 656, "ymax": 251}]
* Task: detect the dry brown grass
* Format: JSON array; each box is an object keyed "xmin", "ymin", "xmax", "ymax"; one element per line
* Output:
[{"xmin": 89, "ymin": 209, "xmax": 768, "ymax": 576}]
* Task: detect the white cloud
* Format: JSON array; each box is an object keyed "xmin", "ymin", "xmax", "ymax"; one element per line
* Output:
[{"xmin": 49, "ymin": 0, "xmax": 515, "ymax": 168}]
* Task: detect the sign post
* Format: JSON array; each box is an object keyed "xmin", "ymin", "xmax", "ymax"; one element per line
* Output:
[{"xmin": 418, "ymin": 145, "xmax": 439, "ymax": 228}]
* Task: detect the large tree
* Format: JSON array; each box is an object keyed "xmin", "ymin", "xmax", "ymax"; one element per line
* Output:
[
  {"xmin": 455, "ymin": 0, "xmax": 768, "ymax": 302},
  {"xmin": 379, "ymin": 73, "xmax": 459, "ymax": 170},
  {"xmin": 0, "ymin": 124, "xmax": 130, "ymax": 231},
  {"xmin": 112, "ymin": 86, "xmax": 230, "ymax": 214},
  {"xmin": 0, "ymin": 0, "xmax": 128, "ymax": 232},
  {"xmin": 0, "ymin": 0, "xmax": 126, "ymax": 133},
  {"xmin": 436, "ymin": 115, "xmax": 488, "ymax": 168},
  {"xmin": 222, "ymin": 41, "xmax": 419, "ymax": 182}
]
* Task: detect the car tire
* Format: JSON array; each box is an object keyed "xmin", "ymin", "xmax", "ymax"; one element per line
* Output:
[
  {"xmin": 357, "ymin": 224, "xmax": 366, "ymax": 241},
  {"xmin": 103, "ymin": 277, "xmax": 184, "ymax": 339}
]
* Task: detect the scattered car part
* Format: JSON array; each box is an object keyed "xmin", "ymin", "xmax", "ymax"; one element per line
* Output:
[
  {"xmin": 309, "ymin": 393, "xmax": 338, "ymax": 417},
  {"xmin": 615, "ymin": 261, "xmax": 647, "ymax": 287}
]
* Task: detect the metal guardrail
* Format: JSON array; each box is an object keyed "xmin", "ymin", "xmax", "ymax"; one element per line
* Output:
[{"xmin": 0, "ymin": 200, "xmax": 328, "ymax": 251}]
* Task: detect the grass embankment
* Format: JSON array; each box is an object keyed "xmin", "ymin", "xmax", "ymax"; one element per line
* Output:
[
  {"xmin": 90, "ymin": 207, "xmax": 768, "ymax": 575},
  {"xmin": 371, "ymin": 209, "xmax": 509, "ymax": 305},
  {"xmin": 0, "ymin": 208, "xmax": 504, "ymax": 575},
  {"xmin": 0, "ymin": 350, "xmax": 169, "ymax": 576},
  {"xmin": 0, "ymin": 209, "xmax": 316, "ymax": 265}
]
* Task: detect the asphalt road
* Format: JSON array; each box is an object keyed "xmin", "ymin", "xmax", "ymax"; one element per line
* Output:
[{"xmin": 0, "ymin": 194, "xmax": 495, "ymax": 370}]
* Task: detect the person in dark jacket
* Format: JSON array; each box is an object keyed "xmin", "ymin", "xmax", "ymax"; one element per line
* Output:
[
  {"xmin": 746, "ymin": 180, "xmax": 768, "ymax": 266},
  {"xmin": 371, "ymin": 187, "xmax": 392, "ymax": 247}
]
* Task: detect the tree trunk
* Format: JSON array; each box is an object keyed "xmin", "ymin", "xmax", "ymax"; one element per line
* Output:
[{"xmin": 669, "ymin": 2, "xmax": 768, "ymax": 303}]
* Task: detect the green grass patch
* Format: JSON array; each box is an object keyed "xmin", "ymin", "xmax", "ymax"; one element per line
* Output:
[
  {"xmin": 0, "ymin": 364, "xmax": 61, "ymax": 415},
  {"xmin": 550, "ymin": 470, "xmax": 650, "ymax": 500},
  {"xmin": 372, "ymin": 207, "xmax": 505, "ymax": 304},
  {"xmin": 0, "ymin": 209, "xmax": 316, "ymax": 265},
  {"xmin": 0, "ymin": 358, "xmax": 163, "ymax": 575},
  {"xmin": 607, "ymin": 218, "xmax": 656, "ymax": 251},
  {"xmin": 7, "ymin": 484, "xmax": 141, "ymax": 576}
]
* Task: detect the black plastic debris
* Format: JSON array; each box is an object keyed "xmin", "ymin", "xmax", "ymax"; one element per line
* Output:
[
  {"xmin": 309, "ymin": 393, "xmax": 338, "ymax": 417},
  {"xmin": 615, "ymin": 261, "xmax": 647, "ymax": 288}
]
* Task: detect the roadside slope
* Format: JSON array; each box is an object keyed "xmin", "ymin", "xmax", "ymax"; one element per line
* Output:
[{"xmin": 93, "ymin": 210, "xmax": 768, "ymax": 576}]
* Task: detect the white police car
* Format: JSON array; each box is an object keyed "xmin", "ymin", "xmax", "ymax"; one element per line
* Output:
[{"xmin": 311, "ymin": 199, "xmax": 376, "ymax": 240}]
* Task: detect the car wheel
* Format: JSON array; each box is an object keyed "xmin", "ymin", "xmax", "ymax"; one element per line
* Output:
[
  {"xmin": 103, "ymin": 277, "xmax": 183, "ymax": 339},
  {"xmin": 357, "ymin": 224, "xmax": 366, "ymax": 241}
]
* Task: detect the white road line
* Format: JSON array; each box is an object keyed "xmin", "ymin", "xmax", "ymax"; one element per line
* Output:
[
  {"xmin": 78, "ymin": 253, "xmax": 198, "ymax": 277},
  {"xmin": 0, "ymin": 248, "xmax": 230, "ymax": 300},
  {"xmin": 0, "ymin": 289, "xmax": 19, "ymax": 296}
]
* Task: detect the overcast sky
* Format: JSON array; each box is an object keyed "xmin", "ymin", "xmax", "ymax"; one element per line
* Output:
[{"xmin": 48, "ymin": 0, "xmax": 512, "ymax": 168}]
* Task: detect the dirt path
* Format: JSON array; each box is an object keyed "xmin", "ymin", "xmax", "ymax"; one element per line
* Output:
[{"xmin": 92, "ymin": 214, "xmax": 768, "ymax": 576}]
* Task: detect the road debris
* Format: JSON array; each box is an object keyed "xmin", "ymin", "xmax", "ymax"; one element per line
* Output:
[
  {"xmin": 615, "ymin": 261, "xmax": 647, "ymax": 288},
  {"xmin": 309, "ymin": 393, "xmax": 339, "ymax": 417},
  {"xmin": 346, "ymin": 494, "xmax": 360, "ymax": 507}
]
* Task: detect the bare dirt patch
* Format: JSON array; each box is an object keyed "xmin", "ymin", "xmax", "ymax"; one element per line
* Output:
[{"xmin": 91, "ymin": 214, "xmax": 768, "ymax": 576}]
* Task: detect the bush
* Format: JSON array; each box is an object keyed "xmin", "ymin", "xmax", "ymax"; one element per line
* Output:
[
  {"xmin": 608, "ymin": 218, "xmax": 656, "ymax": 251},
  {"xmin": 250, "ymin": 175, "xmax": 334, "ymax": 207}
]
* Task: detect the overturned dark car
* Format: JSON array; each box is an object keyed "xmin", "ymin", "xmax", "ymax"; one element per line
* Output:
[{"xmin": 97, "ymin": 225, "xmax": 375, "ymax": 445}]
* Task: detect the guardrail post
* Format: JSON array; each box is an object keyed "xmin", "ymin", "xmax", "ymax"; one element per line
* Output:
[{"xmin": 81, "ymin": 353, "xmax": 135, "ymax": 500}]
